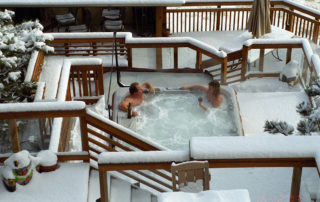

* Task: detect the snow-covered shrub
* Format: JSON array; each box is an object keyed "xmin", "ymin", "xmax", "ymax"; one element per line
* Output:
[
  {"xmin": 264, "ymin": 120, "xmax": 294, "ymax": 136},
  {"xmin": 0, "ymin": 9, "xmax": 54, "ymax": 153}
]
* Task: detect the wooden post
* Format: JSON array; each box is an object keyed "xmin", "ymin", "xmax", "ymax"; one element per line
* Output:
[
  {"xmin": 287, "ymin": 8, "xmax": 294, "ymax": 32},
  {"xmin": 216, "ymin": 6, "xmax": 221, "ymax": 31},
  {"xmin": 174, "ymin": 47, "xmax": 178, "ymax": 69},
  {"xmin": 220, "ymin": 58, "xmax": 228, "ymax": 85},
  {"xmin": 241, "ymin": 46, "xmax": 249, "ymax": 81},
  {"xmin": 92, "ymin": 42, "xmax": 97, "ymax": 56},
  {"xmin": 270, "ymin": 5, "xmax": 274, "ymax": 25},
  {"xmin": 259, "ymin": 48, "xmax": 264, "ymax": 72},
  {"xmin": 65, "ymin": 43, "xmax": 70, "ymax": 57},
  {"xmin": 99, "ymin": 171, "xmax": 109, "ymax": 202},
  {"xmin": 156, "ymin": 7, "xmax": 163, "ymax": 69},
  {"xmin": 312, "ymin": 18, "xmax": 319, "ymax": 44},
  {"xmin": 195, "ymin": 52, "xmax": 202, "ymax": 69},
  {"xmin": 80, "ymin": 116, "xmax": 89, "ymax": 162},
  {"xmin": 127, "ymin": 48, "xmax": 132, "ymax": 68},
  {"xmin": 286, "ymin": 48, "xmax": 292, "ymax": 64},
  {"xmin": 290, "ymin": 167, "xmax": 302, "ymax": 202},
  {"xmin": 8, "ymin": 119, "xmax": 20, "ymax": 153}
]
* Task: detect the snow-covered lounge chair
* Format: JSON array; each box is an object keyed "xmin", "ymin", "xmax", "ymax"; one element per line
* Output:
[{"xmin": 219, "ymin": 26, "xmax": 294, "ymax": 70}]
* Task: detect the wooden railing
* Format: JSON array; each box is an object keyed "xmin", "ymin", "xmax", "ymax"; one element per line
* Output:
[
  {"xmin": 85, "ymin": 110, "xmax": 173, "ymax": 192},
  {"xmin": 166, "ymin": 1, "xmax": 320, "ymax": 44},
  {"xmin": 239, "ymin": 39, "xmax": 319, "ymax": 85},
  {"xmin": 98, "ymin": 150, "xmax": 320, "ymax": 202}
]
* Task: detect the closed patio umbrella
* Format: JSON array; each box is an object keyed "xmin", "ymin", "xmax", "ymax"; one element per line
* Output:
[{"xmin": 246, "ymin": 0, "xmax": 272, "ymax": 38}]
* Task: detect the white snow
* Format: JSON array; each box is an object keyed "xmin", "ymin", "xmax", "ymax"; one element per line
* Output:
[
  {"xmin": 36, "ymin": 150, "xmax": 57, "ymax": 166},
  {"xmin": 8, "ymin": 71, "xmax": 21, "ymax": 81},
  {"xmin": 158, "ymin": 189, "xmax": 251, "ymax": 202},
  {"xmin": 34, "ymin": 82, "xmax": 45, "ymax": 100},
  {"xmin": 98, "ymin": 150, "xmax": 190, "ymax": 164},
  {"xmin": 2, "ymin": 166, "xmax": 15, "ymax": 179},
  {"xmin": 4, "ymin": 150, "xmax": 31, "ymax": 169},
  {"xmin": 279, "ymin": 60, "xmax": 300, "ymax": 84},
  {"xmin": 0, "ymin": 163, "xmax": 90, "ymax": 202},
  {"xmin": 0, "ymin": 101, "xmax": 85, "ymax": 113},
  {"xmin": 24, "ymin": 51, "xmax": 38, "ymax": 82},
  {"xmin": 179, "ymin": 179, "xmax": 203, "ymax": 193},
  {"xmin": 237, "ymin": 92, "xmax": 309, "ymax": 135},
  {"xmin": 49, "ymin": 118, "xmax": 63, "ymax": 152},
  {"xmin": 189, "ymin": 136, "xmax": 320, "ymax": 159}
]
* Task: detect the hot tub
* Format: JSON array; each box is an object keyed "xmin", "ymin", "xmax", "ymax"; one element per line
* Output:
[{"xmin": 113, "ymin": 86, "xmax": 243, "ymax": 150}]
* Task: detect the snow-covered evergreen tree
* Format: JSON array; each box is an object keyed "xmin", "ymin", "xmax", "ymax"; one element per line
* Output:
[
  {"xmin": 0, "ymin": 9, "xmax": 54, "ymax": 153},
  {"xmin": 0, "ymin": 9, "xmax": 54, "ymax": 103},
  {"xmin": 264, "ymin": 120, "xmax": 294, "ymax": 136}
]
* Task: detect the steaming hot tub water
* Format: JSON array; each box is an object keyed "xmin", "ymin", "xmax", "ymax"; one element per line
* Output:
[{"xmin": 113, "ymin": 87, "xmax": 243, "ymax": 150}]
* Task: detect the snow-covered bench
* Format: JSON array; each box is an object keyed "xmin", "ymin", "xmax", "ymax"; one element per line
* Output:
[{"xmin": 219, "ymin": 26, "xmax": 294, "ymax": 70}]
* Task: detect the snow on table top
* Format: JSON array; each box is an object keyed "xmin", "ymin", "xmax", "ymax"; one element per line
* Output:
[
  {"xmin": 158, "ymin": 189, "xmax": 251, "ymax": 202},
  {"xmin": 98, "ymin": 150, "xmax": 190, "ymax": 164},
  {"xmin": 0, "ymin": 101, "xmax": 85, "ymax": 113},
  {"xmin": 1, "ymin": 0, "xmax": 185, "ymax": 7},
  {"xmin": 0, "ymin": 163, "xmax": 90, "ymax": 202},
  {"xmin": 190, "ymin": 136, "xmax": 320, "ymax": 160},
  {"xmin": 236, "ymin": 92, "xmax": 309, "ymax": 135}
]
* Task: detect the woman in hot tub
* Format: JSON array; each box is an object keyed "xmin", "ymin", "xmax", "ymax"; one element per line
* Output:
[{"xmin": 180, "ymin": 80, "xmax": 223, "ymax": 110}]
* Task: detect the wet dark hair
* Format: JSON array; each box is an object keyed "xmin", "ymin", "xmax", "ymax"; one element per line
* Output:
[
  {"xmin": 208, "ymin": 80, "xmax": 220, "ymax": 97},
  {"xmin": 129, "ymin": 82, "xmax": 139, "ymax": 95}
]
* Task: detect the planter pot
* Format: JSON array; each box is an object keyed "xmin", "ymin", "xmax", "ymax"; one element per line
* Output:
[
  {"xmin": 40, "ymin": 163, "xmax": 57, "ymax": 172},
  {"xmin": 162, "ymin": 29, "xmax": 170, "ymax": 37}
]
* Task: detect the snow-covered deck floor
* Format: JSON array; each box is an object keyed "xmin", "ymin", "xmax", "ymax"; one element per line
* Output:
[{"xmin": 0, "ymin": 163, "xmax": 90, "ymax": 202}]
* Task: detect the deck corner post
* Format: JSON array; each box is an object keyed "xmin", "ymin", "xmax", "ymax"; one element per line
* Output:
[
  {"xmin": 290, "ymin": 167, "xmax": 302, "ymax": 202},
  {"xmin": 241, "ymin": 46, "xmax": 248, "ymax": 81},
  {"xmin": 8, "ymin": 119, "xmax": 20, "ymax": 153},
  {"xmin": 99, "ymin": 170, "xmax": 109, "ymax": 202}
]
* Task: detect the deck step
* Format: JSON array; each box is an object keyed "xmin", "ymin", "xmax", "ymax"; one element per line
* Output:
[
  {"xmin": 131, "ymin": 188, "xmax": 152, "ymax": 202},
  {"xmin": 110, "ymin": 178, "xmax": 132, "ymax": 202}
]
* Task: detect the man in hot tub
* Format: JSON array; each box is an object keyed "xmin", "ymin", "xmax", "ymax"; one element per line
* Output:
[
  {"xmin": 180, "ymin": 80, "xmax": 223, "ymax": 110},
  {"xmin": 118, "ymin": 82, "xmax": 155, "ymax": 116}
]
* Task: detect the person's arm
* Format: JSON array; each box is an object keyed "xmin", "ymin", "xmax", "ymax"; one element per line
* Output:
[
  {"xmin": 199, "ymin": 101, "xmax": 208, "ymax": 110},
  {"xmin": 141, "ymin": 82, "xmax": 155, "ymax": 94},
  {"xmin": 180, "ymin": 85, "xmax": 208, "ymax": 92},
  {"xmin": 118, "ymin": 99, "xmax": 139, "ymax": 116}
]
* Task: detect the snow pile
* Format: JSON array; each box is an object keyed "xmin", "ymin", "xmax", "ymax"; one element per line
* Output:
[
  {"xmin": 98, "ymin": 150, "xmax": 190, "ymax": 164},
  {"xmin": 4, "ymin": 150, "xmax": 30, "ymax": 169},
  {"xmin": 36, "ymin": 150, "xmax": 57, "ymax": 166},
  {"xmin": 190, "ymin": 136, "xmax": 320, "ymax": 160},
  {"xmin": 279, "ymin": 60, "xmax": 300, "ymax": 85},
  {"xmin": 231, "ymin": 77, "xmax": 303, "ymax": 93},
  {"xmin": 158, "ymin": 189, "xmax": 251, "ymax": 202},
  {"xmin": 179, "ymin": 179, "xmax": 203, "ymax": 193}
]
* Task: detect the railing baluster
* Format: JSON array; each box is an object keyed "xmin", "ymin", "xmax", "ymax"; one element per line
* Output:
[
  {"xmin": 294, "ymin": 16, "xmax": 298, "ymax": 35},
  {"xmin": 205, "ymin": 12, "xmax": 207, "ymax": 31},
  {"xmin": 277, "ymin": 10, "xmax": 280, "ymax": 27},
  {"xmin": 228, "ymin": 11, "xmax": 231, "ymax": 30},
  {"xmin": 298, "ymin": 18, "xmax": 302, "ymax": 36},
  {"xmin": 77, "ymin": 70, "xmax": 82, "ymax": 97},
  {"xmin": 237, "ymin": 11, "xmax": 240, "ymax": 30},
  {"xmin": 88, "ymin": 70, "xmax": 92, "ymax": 96},
  {"xmin": 180, "ymin": 12, "xmax": 182, "ymax": 32},
  {"xmin": 282, "ymin": 11, "xmax": 286, "ymax": 29},
  {"xmin": 302, "ymin": 19, "xmax": 306, "ymax": 38},
  {"xmin": 94, "ymin": 70, "xmax": 98, "ymax": 96},
  {"xmin": 216, "ymin": 5, "xmax": 221, "ymax": 31},
  {"xmin": 241, "ymin": 11, "xmax": 244, "ymax": 30},
  {"xmin": 173, "ymin": 12, "xmax": 175, "ymax": 33},
  {"xmin": 193, "ymin": 12, "xmax": 196, "ymax": 32},
  {"xmin": 233, "ymin": 11, "xmax": 236, "ymax": 30}
]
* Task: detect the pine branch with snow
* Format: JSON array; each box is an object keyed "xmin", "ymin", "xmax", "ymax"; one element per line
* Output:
[
  {"xmin": 264, "ymin": 120, "xmax": 294, "ymax": 136},
  {"xmin": 305, "ymin": 79, "xmax": 320, "ymax": 96},
  {"xmin": 296, "ymin": 101, "xmax": 313, "ymax": 117},
  {"xmin": 297, "ymin": 119, "xmax": 318, "ymax": 135},
  {"xmin": 0, "ymin": 9, "xmax": 54, "ymax": 103}
]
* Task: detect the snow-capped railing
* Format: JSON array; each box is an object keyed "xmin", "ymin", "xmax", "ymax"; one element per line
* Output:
[
  {"xmin": 98, "ymin": 136, "xmax": 320, "ymax": 202},
  {"xmin": 49, "ymin": 32, "xmax": 229, "ymax": 83},
  {"xmin": 241, "ymin": 38, "xmax": 319, "ymax": 85},
  {"xmin": 167, "ymin": 0, "xmax": 320, "ymax": 44}
]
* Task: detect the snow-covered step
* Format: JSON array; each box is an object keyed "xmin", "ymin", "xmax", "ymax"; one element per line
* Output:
[
  {"xmin": 131, "ymin": 188, "xmax": 152, "ymax": 202},
  {"xmin": 110, "ymin": 178, "xmax": 132, "ymax": 202}
]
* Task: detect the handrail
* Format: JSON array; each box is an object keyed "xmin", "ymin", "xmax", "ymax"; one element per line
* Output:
[{"xmin": 241, "ymin": 39, "xmax": 319, "ymax": 82}]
